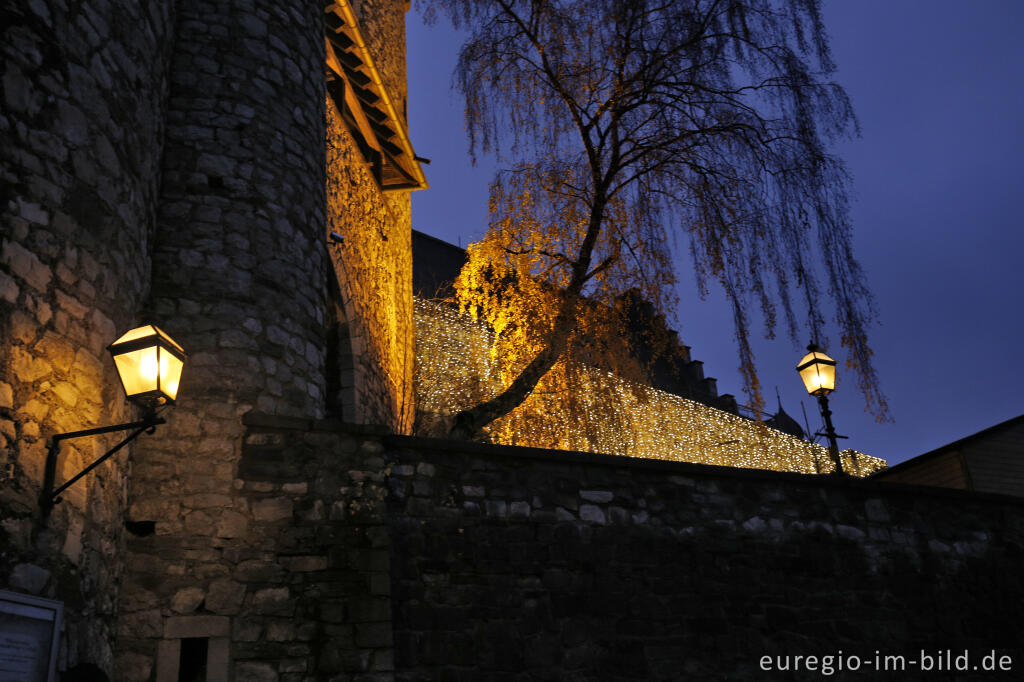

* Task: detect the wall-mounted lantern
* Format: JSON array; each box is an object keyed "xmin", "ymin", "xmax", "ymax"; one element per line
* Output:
[
  {"xmin": 796, "ymin": 343, "xmax": 847, "ymax": 475},
  {"xmin": 40, "ymin": 325, "xmax": 186, "ymax": 515},
  {"xmin": 108, "ymin": 325, "xmax": 186, "ymax": 407}
]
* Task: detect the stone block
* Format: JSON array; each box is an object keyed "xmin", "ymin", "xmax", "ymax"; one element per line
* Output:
[
  {"xmin": 580, "ymin": 490, "xmax": 614, "ymax": 503},
  {"xmin": 184, "ymin": 511, "xmax": 216, "ymax": 535},
  {"xmin": 0, "ymin": 270, "xmax": 18, "ymax": 303},
  {"xmin": 266, "ymin": 620, "xmax": 297, "ymax": 642},
  {"xmin": 555, "ymin": 507, "xmax": 576, "ymax": 521},
  {"xmin": 11, "ymin": 348, "xmax": 51, "ymax": 382},
  {"xmin": 50, "ymin": 382, "xmax": 79, "ymax": 406},
  {"xmin": 9, "ymin": 311, "xmax": 36, "ymax": 344},
  {"xmin": 55, "ymin": 290, "xmax": 89, "ymax": 319},
  {"xmin": 120, "ymin": 609, "xmax": 163, "ymax": 638},
  {"xmin": 252, "ymin": 587, "xmax": 293, "ymax": 616},
  {"xmin": 120, "ymin": 585, "xmax": 159, "ymax": 612},
  {"xmin": 215, "ymin": 510, "xmax": 249, "ymax": 538},
  {"xmin": 170, "ymin": 587, "xmax": 205, "ymax": 614},
  {"xmin": 234, "ymin": 662, "xmax": 278, "ymax": 682},
  {"xmin": 233, "ymin": 618, "xmax": 263, "ymax": 642},
  {"xmin": 9, "ymin": 563, "xmax": 50, "ymax": 594},
  {"xmin": 484, "ymin": 500, "xmax": 507, "ymax": 517},
  {"xmin": 461, "ymin": 485, "xmax": 485, "ymax": 498},
  {"xmin": 235, "ymin": 560, "xmax": 284, "ymax": 582},
  {"xmin": 281, "ymin": 555, "xmax": 328, "ymax": 572},
  {"xmin": 116, "ymin": 652, "xmax": 153, "ymax": 682},
  {"xmin": 182, "ymin": 493, "xmax": 233, "ymax": 509},
  {"xmin": 253, "ymin": 497, "xmax": 293, "ymax": 522},
  {"xmin": 2, "ymin": 239, "xmax": 51, "ymax": 292},
  {"xmin": 835, "ymin": 524, "xmax": 866, "ymax": 541},
  {"xmin": 164, "ymin": 615, "xmax": 230, "ymax": 638},
  {"xmin": 206, "ymin": 579, "xmax": 246, "ymax": 615},
  {"xmin": 579, "ymin": 504, "xmax": 607, "ymax": 524}
]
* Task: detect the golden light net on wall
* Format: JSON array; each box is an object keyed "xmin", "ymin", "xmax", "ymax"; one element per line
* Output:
[{"xmin": 414, "ymin": 299, "xmax": 885, "ymax": 476}]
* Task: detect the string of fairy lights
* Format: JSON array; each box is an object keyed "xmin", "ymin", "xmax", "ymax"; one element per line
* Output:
[{"xmin": 414, "ymin": 299, "xmax": 885, "ymax": 476}]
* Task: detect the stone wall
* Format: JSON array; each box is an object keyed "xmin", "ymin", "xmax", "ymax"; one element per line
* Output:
[
  {"xmin": 1, "ymin": 0, "xmax": 174, "ymax": 671},
  {"xmin": 118, "ymin": 0, "xmax": 331, "ymax": 677},
  {"xmin": 115, "ymin": 413, "xmax": 396, "ymax": 681},
  {"xmin": 2, "ymin": 0, "xmax": 417, "ymax": 676},
  {"xmin": 149, "ymin": 417, "xmax": 1022, "ymax": 681},
  {"xmin": 326, "ymin": 96, "xmax": 414, "ymax": 433},
  {"xmin": 325, "ymin": 0, "xmax": 414, "ymax": 434},
  {"xmin": 384, "ymin": 435, "xmax": 1024, "ymax": 680},
  {"xmin": 351, "ymin": 0, "xmax": 410, "ymax": 125}
]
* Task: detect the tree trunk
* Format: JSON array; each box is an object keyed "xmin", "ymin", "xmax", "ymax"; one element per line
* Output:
[
  {"xmin": 449, "ymin": 291, "xmax": 580, "ymax": 439},
  {"xmin": 449, "ymin": 193, "xmax": 608, "ymax": 439}
]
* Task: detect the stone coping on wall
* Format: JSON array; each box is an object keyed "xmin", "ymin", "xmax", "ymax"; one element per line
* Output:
[{"xmin": 240, "ymin": 411, "xmax": 1024, "ymax": 509}]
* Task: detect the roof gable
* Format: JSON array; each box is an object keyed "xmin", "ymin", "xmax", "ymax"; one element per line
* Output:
[{"xmin": 325, "ymin": 1, "xmax": 428, "ymax": 191}]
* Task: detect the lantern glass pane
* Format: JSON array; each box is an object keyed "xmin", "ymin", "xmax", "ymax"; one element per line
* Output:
[
  {"xmin": 113, "ymin": 346, "xmax": 159, "ymax": 397},
  {"xmin": 160, "ymin": 348, "xmax": 184, "ymax": 401},
  {"xmin": 797, "ymin": 351, "xmax": 836, "ymax": 395},
  {"xmin": 817, "ymin": 361, "xmax": 836, "ymax": 392}
]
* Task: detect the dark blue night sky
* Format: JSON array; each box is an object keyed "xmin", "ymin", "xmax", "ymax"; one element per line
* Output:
[{"xmin": 404, "ymin": 1, "xmax": 1024, "ymax": 467}]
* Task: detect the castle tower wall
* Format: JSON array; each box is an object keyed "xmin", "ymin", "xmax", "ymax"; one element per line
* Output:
[
  {"xmin": 147, "ymin": 0, "xmax": 329, "ymax": 420},
  {"xmin": 117, "ymin": 0, "xmax": 329, "ymax": 678},
  {"xmin": 1, "ymin": 0, "xmax": 175, "ymax": 671}
]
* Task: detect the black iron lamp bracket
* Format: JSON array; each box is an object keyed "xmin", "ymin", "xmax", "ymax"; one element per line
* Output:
[{"xmin": 40, "ymin": 411, "xmax": 165, "ymax": 516}]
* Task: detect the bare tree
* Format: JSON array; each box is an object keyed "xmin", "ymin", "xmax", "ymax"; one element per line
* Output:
[{"xmin": 425, "ymin": 0, "xmax": 888, "ymax": 438}]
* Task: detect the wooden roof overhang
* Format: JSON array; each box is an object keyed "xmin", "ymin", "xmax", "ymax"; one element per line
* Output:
[{"xmin": 324, "ymin": 1, "xmax": 428, "ymax": 192}]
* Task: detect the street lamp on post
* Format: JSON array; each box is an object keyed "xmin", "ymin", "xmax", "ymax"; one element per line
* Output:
[
  {"xmin": 40, "ymin": 325, "xmax": 186, "ymax": 515},
  {"xmin": 796, "ymin": 343, "xmax": 847, "ymax": 475}
]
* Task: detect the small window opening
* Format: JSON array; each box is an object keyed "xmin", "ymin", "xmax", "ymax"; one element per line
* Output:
[
  {"xmin": 125, "ymin": 520, "xmax": 156, "ymax": 537},
  {"xmin": 178, "ymin": 637, "xmax": 208, "ymax": 682}
]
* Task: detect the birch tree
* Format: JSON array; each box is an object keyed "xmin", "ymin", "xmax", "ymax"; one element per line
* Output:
[{"xmin": 425, "ymin": 0, "xmax": 888, "ymax": 438}]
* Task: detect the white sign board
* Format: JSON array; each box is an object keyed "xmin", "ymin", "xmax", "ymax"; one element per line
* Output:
[{"xmin": 0, "ymin": 591, "xmax": 62, "ymax": 682}]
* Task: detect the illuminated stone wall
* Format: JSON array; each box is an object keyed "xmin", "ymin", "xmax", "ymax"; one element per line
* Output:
[
  {"xmin": 414, "ymin": 299, "xmax": 885, "ymax": 475},
  {"xmin": 324, "ymin": 0, "xmax": 415, "ymax": 434},
  {"xmin": 326, "ymin": 99, "xmax": 415, "ymax": 433},
  {"xmin": 351, "ymin": 0, "xmax": 410, "ymax": 124},
  {"xmin": 0, "ymin": 0, "xmax": 175, "ymax": 672}
]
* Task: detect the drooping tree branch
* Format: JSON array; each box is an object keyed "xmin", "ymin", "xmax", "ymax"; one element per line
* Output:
[{"xmin": 426, "ymin": 0, "xmax": 888, "ymax": 439}]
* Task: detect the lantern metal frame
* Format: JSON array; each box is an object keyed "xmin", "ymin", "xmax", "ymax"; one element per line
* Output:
[
  {"xmin": 40, "ymin": 412, "xmax": 165, "ymax": 515},
  {"xmin": 40, "ymin": 326, "xmax": 184, "ymax": 515}
]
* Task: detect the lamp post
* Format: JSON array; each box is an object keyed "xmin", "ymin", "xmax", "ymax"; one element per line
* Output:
[
  {"xmin": 40, "ymin": 325, "xmax": 186, "ymax": 515},
  {"xmin": 796, "ymin": 343, "xmax": 846, "ymax": 475}
]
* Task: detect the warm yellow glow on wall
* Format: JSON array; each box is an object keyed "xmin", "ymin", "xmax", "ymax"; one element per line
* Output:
[{"xmin": 414, "ymin": 299, "xmax": 885, "ymax": 476}]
